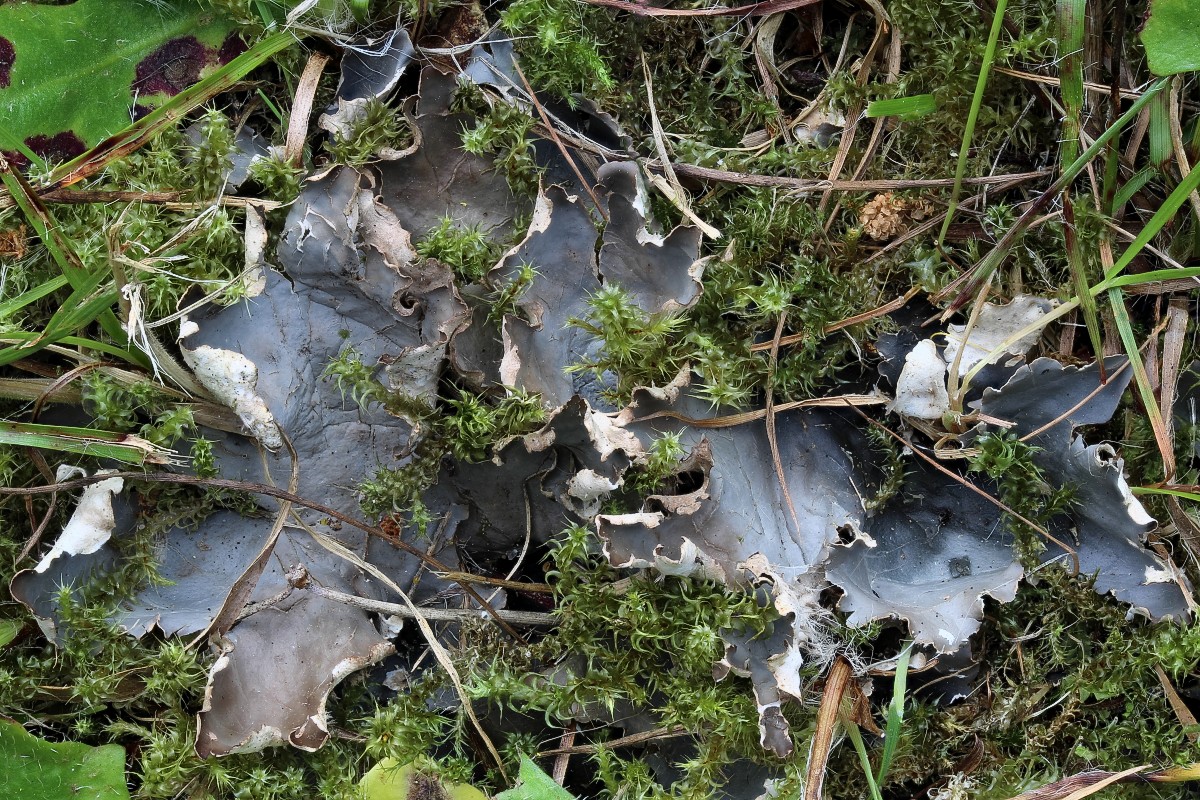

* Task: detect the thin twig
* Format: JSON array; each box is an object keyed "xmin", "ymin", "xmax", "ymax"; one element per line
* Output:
[
  {"xmin": 629, "ymin": 394, "xmax": 884, "ymax": 428},
  {"xmin": 764, "ymin": 312, "xmax": 802, "ymax": 539},
  {"xmin": 290, "ymin": 569, "xmax": 557, "ymax": 626},
  {"xmin": 580, "ymin": 0, "xmax": 822, "ymax": 17},
  {"xmin": 749, "ymin": 287, "xmax": 920, "ymax": 352},
  {"xmin": 537, "ymin": 725, "xmax": 691, "ymax": 757},
  {"xmin": 668, "ymin": 163, "xmax": 1048, "ymax": 192},
  {"xmin": 513, "ymin": 61, "xmax": 607, "ymax": 222}
]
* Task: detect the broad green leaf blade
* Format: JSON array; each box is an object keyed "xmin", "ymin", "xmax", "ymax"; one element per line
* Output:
[
  {"xmin": 495, "ymin": 757, "xmax": 577, "ymax": 800},
  {"xmin": 0, "ymin": 420, "xmax": 175, "ymax": 465},
  {"xmin": 48, "ymin": 30, "xmax": 296, "ymax": 190},
  {"xmin": 0, "ymin": 719, "xmax": 130, "ymax": 800},
  {"xmin": 0, "ymin": 0, "xmax": 236, "ymax": 165},
  {"xmin": 1141, "ymin": 0, "xmax": 1200, "ymax": 76}
]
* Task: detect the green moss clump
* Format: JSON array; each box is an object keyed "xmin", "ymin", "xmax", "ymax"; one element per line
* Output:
[
  {"xmin": 968, "ymin": 431, "xmax": 1075, "ymax": 567},
  {"xmin": 416, "ymin": 216, "xmax": 502, "ymax": 285}
]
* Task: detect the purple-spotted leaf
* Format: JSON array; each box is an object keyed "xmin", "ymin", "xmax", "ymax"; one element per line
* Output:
[{"xmin": 0, "ymin": 0, "xmax": 238, "ymax": 166}]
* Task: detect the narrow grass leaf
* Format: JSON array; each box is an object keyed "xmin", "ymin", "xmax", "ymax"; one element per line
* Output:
[
  {"xmin": 0, "ymin": 274, "xmax": 68, "ymax": 319},
  {"xmin": 0, "ymin": 160, "xmax": 132, "ymax": 353},
  {"xmin": 937, "ymin": 77, "xmax": 1170, "ymax": 312},
  {"xmin": 1053, "ymin": 0, "xmax": 1103, "ymax": 361},
  {"xmin": 866, "ymin": 95, "xmax": 937, "ymax": 119},
  {"xmin": 1134, "ymin": 486, "xmax": 1200, "ymax": 503},
  {"xmin": 1106, "ymin": 267, "xmax": 1200, "ymax": 288},
  {"xmin": 1107, "ymin": 288, "xmax": 1174, "ymax": 477},
  {"xmin": 1149, "ymin": 88, "xmax": 1173, "ymax": 166},
  {"xmin": 937, "ymin": 0, "xmax": 1009, "ymax": 247},
  {"xmin": 1112, "ymin": 167, "xmax": 1158, "ymax": 213},
  {"xmin": 0, "ymin": 420, "xmax": 174, "ymax": 465},
  {"xmin": 875, "ymin": 643, "xmax": 912, "ymax": 786},
  {"xmin": 1105, "ymin": 160, "xmax": 1200, "ymax": 280},
  {"xmin": 0, "ymin": 332, "xmax": 141, "ymax": 364},
  {"xmin": 842, "ymin": 714, "xmax": 883, "ymax": 800}
]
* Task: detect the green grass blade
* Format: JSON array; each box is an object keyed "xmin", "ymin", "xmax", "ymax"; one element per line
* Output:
[
  {"xmin": 0, "ymin": 331, "xmax": 141, "ymax": 365},
  {"xmin": 866, "ymin": 95, "xmax": 937, "ymax": 119},
  {"xmin": 1112, "ymin": 167, "xmax": 1158, "ymax": 213},
  {"xmin": 1133, "ymin": 486, "xmax": 1200, "ymax": 502},
  {"xmin": 1106, "ymin": 160, "xmax": 1200, "ymax": 280},
  {"xmin": 843, "ymin": 715, "xmax": 884, "ymax": 800},
  {"xmin": 0, "ymin": 420, "xmax": 175, "ymax": 465},
  {"xmin": 875, "ymin": 643, "xmax": 913, "ymax": 786},
  {"xmin": 938, "ymin": 77, "xmax": 1170, "ymax": 311},
  {"xmin": 1057, "ymin": 0, "xmax": 1085, "ymax": 166},
  {"xmin": 1106, "ymin": 267, "xmax": 1200, "ymax": 288},
  {"xmin": 1107, "ymin": 288, "xmax": 1174, "ymax": 476},
  {"xmin": 1149, "ymin": 88, "xmax": 1173, "ymax": 166},
  {"xmin": 0, "ymin": 160, "xmax": 134, "ymax": 355},
  {"xmin": 937, "ymin": 0, "xmax": 1009, "ymax": 247},
  {"xmin": 39, "ymin": 268, "xmax": 114, "ymax": 336},
  {"xmin": 0, "ymin": 274, "xmax": 69, "ymax": 319},
  {"xmin": 1055, "ymin": 0, "xmax": 1103, "ymax": 362},
  {"xmin": 0, "ymin": 266, "xmax": 119, "ymax": 366},
  {"xmin": 1064, "ymin": 196, "xmax": 1105, "ymax": 362}
]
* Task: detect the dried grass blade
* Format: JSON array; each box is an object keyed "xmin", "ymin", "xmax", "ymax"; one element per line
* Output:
[{"xmin": 805, "ymin": 656, "xmax": 853, "ymax": 800}]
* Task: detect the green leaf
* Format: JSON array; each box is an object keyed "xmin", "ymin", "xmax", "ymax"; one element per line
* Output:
[
  {"xmin": 865, "ymin": 94, "xmax": 937, "ymax": 119},
  {"xmin": 0, "ymin": 274, "xmax": 69, "ymax": 320},
  {"xmin": 1141, "ymin": 0, "xmax": 1200, "ymax": 76},
  {"xmin": 0, "ymin": 0, "xmax": 235, "ymax": 164},
  {"xmin": 1112, "ymin": 167, "xmax": 1158, "ymax": 214},
  {"xmin": 0, "ymin": 619, "xmax": 20, "ymax": 650},
  {"xmin": 0, "ymin": 719, "xmax": 129, "ymax": 800},
  {"xmin": 495, "ymin": 757, "xmax": 577, "ymax": 800},
  {"xmin": 360, "ymin": 759, "xmax": 488, "ymax": 800},
  {"xmin": 0, "ymin": 420, "xmax": 176, "ymax": 465}
]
